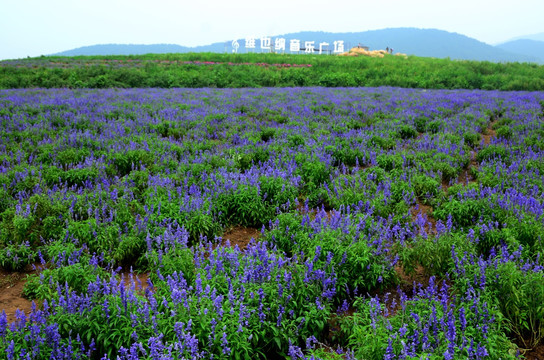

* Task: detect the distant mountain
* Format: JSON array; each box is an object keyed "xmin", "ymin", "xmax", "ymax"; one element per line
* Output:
[
  {"xmin": 273, "ymin": 29, "xmax": 537, "ymax": 63},
  {"xmin": 54, "ymin": 44, "xmax": 192, "ymax": 56},
  {"xmin": 503, "ymin": 32, "xmax": 544, "ymax": 43},
  {"xmin": 52, "ymin": 28, "xmax": 540, "ymax": 63},
  {"xmin": 496, "ymin": 39, "xmax": 544, "ymax": 64}
]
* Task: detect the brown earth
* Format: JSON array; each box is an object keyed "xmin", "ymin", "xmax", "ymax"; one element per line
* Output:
[
  {"xmin": 121, "ymin": 272, "xmax": 151, "ymax": 294},
  {"xmin": 0, "ymin": 267, "xmax": 36, "ymax": 323},
  {"xmin": 482, "ymin": 127, "xmax": 496, "ymax": 146},
  {"xmin": 221, "ymin": 226, "xmax": 261, "ymax": 251},
  {"xmin": 522, "ymin": 344, "xmax": 544, "ymax": 360}
]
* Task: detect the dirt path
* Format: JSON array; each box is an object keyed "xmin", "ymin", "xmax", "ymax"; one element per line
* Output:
[
  {"xmin": 0, "ymin": 270, "xmax": 34, "ymax": 323},
  {"xmin": 482, "ymin": 127, "xmax": 496, "ymax": 146}
]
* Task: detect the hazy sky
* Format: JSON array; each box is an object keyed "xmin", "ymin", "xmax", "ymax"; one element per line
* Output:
[{"xmin": 1, "ymin": 0, "xmax": 543, "ymax": 60}]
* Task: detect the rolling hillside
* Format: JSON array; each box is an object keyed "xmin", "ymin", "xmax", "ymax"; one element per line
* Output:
[
  {"xmin": 496, "ymin": 39, "xmax": 544, "ymax": 63},
  {"xmin": 52, "ymin": 28, "xmax": 540, "ymax": 63}
]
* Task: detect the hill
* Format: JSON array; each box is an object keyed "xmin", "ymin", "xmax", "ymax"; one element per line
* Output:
[
  {"xmin": 503, "ymin": 32, "xmax": 544, "ymax": 43},
  {"xmin": 277, "ymin": 29, "xmax": 536, "ymax": 62},
  {"xmin": 55, "ymin": 44, "xmax": 191, "ymax": 56},
  {"xmin": 496, "ymin": 39, "xmax": 544, "ymax": 64},
  {"xmin": 52, "ymin": 28, "xmax": 537, "ymax": 63}
]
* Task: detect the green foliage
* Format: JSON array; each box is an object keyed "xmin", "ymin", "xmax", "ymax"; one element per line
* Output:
[
  {"xmin": 504, "ymin": 217, "xmax": 544, "ymax": 256},
  {"xmin": 491, "ymin": 262, "xmax": 544, "ymax": 349},
  {"xmin": 400, "ymin": 232, "xmax": 475, "ymax": 277},
  {"xmin": 376, "ymin": 154, "xmax": 403, "ymax": 171},
  {"xmin": 3, "ymin": 53, "xmax": 544, "ymax": 91},
  {"xmin": 412, "ymin": 174, "xmax": 440, "ymax": 202},
  {"xmin": 61, "ymin": 167, "xmax": 98, "ymax": 187},
  {"xmin": 477, "ymin": 145, "xmax": 508, "ymax": 163},
  {"xmin": 413, "ymin": 116, "xmax": 429, "ymax": 133},
  {"xmin": 496, "ymin": 125, "xmax": 513, "ymax": 140},
  {"xmin": 259, "ymin": 127, "xmax": 276, "ymax": 142},
  {"xmin": 318, "ymin": 72, "xmax": 357, "ymax": 87},
  {"xmin": 23, "ymin": 262, "xmax": 111, "ymax": 300},
  {"xmin": 299, "ymin": 160, "xmax": 330, "ymax": 189},
  {"xmin": 183, "ymin": 210, "xmax": 222, "ymax": 243},
  {"xmin": 397, "ymin": 124, "xmax": 417, "ymax": 139},
  {"xmin": 265, "ymin": 212, "xmax": 396, "ymax": 298},
  {"xmin": 236, "ymin": 147, "xmax": 270, "ymax": 170},
  {"xmin": 259, "ymin": 176, "xmax": 298, "ymax": 210},
  {"xmin": 147, "ymin": 247, "xmax": 195, "ymax": 284},
  {"xmin": 339, "ymin": 290, "xmax": 515, "ymax": 360},
  {"xmin": 56, "ymin": 148, "xmax": 90, "ymax": 168},
  {"xmin": 216, "ymin": 185, "xmax": 272, "ymax": 227},
  {"xmin": 0, "ymin": 242, "xmax": 35, "ymax": 271},
  {"xmin": 112, "ymin": 149, "xmax": 155, "ymax": 177},
  {"xmin": 0, "ymin": 194, "xmax": 67, "ymax": 247},
  {"xmin": 426, "ymin": 120, "xmax": 442, "ymax": 133},
  {"xmin": 434, "ymin": 198, "xmax": 492, "ymax": 228},
  {"xmin": 370, "ymin": 135, "xmax": 396, "ymax": 150},
  {"xmin": 113, "ymin": 234, "xmax": 147, "ymax": 266},
  {"xmin": 287, "ymin": 134, "xmax": 305, "ymax": 147},
  {"xmin": 0, "ymin": 187, "xmax": 13, "ymax": 213},
  {"xmin": 463, "ymin": 131, "xmax": 481, "ymax": 147},
  {"xmin": 330, "ymin": 143, "xmax": 366, "ymax": 167}
]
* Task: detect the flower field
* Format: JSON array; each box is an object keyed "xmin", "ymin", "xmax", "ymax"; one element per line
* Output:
[{"xmin": 0, "ymin": 86, "xmax": 544, "ymax": 359}]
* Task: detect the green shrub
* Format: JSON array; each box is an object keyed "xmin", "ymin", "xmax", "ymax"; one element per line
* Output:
[
  {"xmin": 299, "ymin": 160, "xmax": 330, "ymax": 189},
  {"xmin": 434, "ymin": 198, "xmax": 494, "ymax": 229},
  {"xmin": 490, "ymin": 262, "xmax": 544, "ymax": 349},
  {"xmin": 237, "ymin": 148, "xmax": 270, "ymax": 170},
  {"xmin": 0, "ymin": 187, "xmax": 12, "ymax": 213},
  {"xmin": 496, "ymin": 125, "xmax": 513, "ymax": 139},
  {"xmin": 113, "ymin": 234, "xmax": 147, "ymax": 266},
  {"xmin": 287, "ymin": 134, "xmax": 305, "ymax": 147},
  {"xmin": 260, "ymin": 127, "xmax": 276, "ymax": 142},
  {"xmin": 331, "ymin": 144, "xmax": 366, "ymax": 166},
  {"xmin": 60, "ymin": 167, "xmax": 98, "ymax": 187},
  {"xmin": 400, "ymin": 232, "xmax": 475, "ymax": 277},
  {"xmin": 148, "ymin": 247, "xmax": 195, "ymax": 284},
  {"xmin": 412, "ymin": 174, "xmax": 440, "ymax": 202},
  {"xmin": 413, "ymin": 116, "xmax": 429, "ymax": 133},
  {"xmin": 370, "ymin": 135, "xmax": 396, "ymax": 150},
  {"xmin": 113, "ymin": 149, "xmax": 155, "ymax": 176},
  {"xmin": 339, "ymin": 287, "xmax": 515, "ymax": 360},
  {"xmin": 183, "ymin": 210, "xmax": 221, "ymax": 243},
  {"xmin": 477, "ymin": 145, "xmax": 508, "ymax": 163},
  {"xmin": 376, "ymin": 154, "xmax": 403, "ymax": 171},
  {"xmin": 426, "ymin": 120, "xmax": 442, "ymax": 133},
  {"xmin": 23, "ymin": 262, "xmax": 111, "ymax": 300},
  {"xmin": 216, "ymin": 185, "xmax": 271, "ymax": 227},
  {"xmin": 463, "ymin": 131, "xmax": 481, "ymax": 147},
  {"xmin": 259, "ymin": 176, "xmax": 298, "ymax": 210},
  {"xmin": 0, "ymin": 242, "xmax": 35, "ymax": 271},
  {"xmin": 397, "ymin": 125, "xmax": 417, "ymax": 139}
]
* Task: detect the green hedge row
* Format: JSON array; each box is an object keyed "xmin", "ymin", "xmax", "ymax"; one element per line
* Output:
[{"xmin": 1, "ymin": 52, "xmax": 544, "ymax": 90}]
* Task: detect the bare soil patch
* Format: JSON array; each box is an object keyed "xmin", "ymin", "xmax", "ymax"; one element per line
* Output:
[
  {"xmin": 221, "ymin": 226, "xmax": 261, "ymax": 251},
  {"xmin": 121, "ymin": 272, "xmax": 151, "ymax": 293},
  {"xmin": 482, "ymin": 119, "xmax": 497, "ymax": 146},
  {"xmin": 522, "ymin": 344, "xmax": 544, "ymax": 360},
  {"xmin": 482, "ymin": 128, "xmax": 496, "ymax": 146},
  {"xmin": 0, "ymin": 267, "xmax": 36, "ymax": 323}
]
